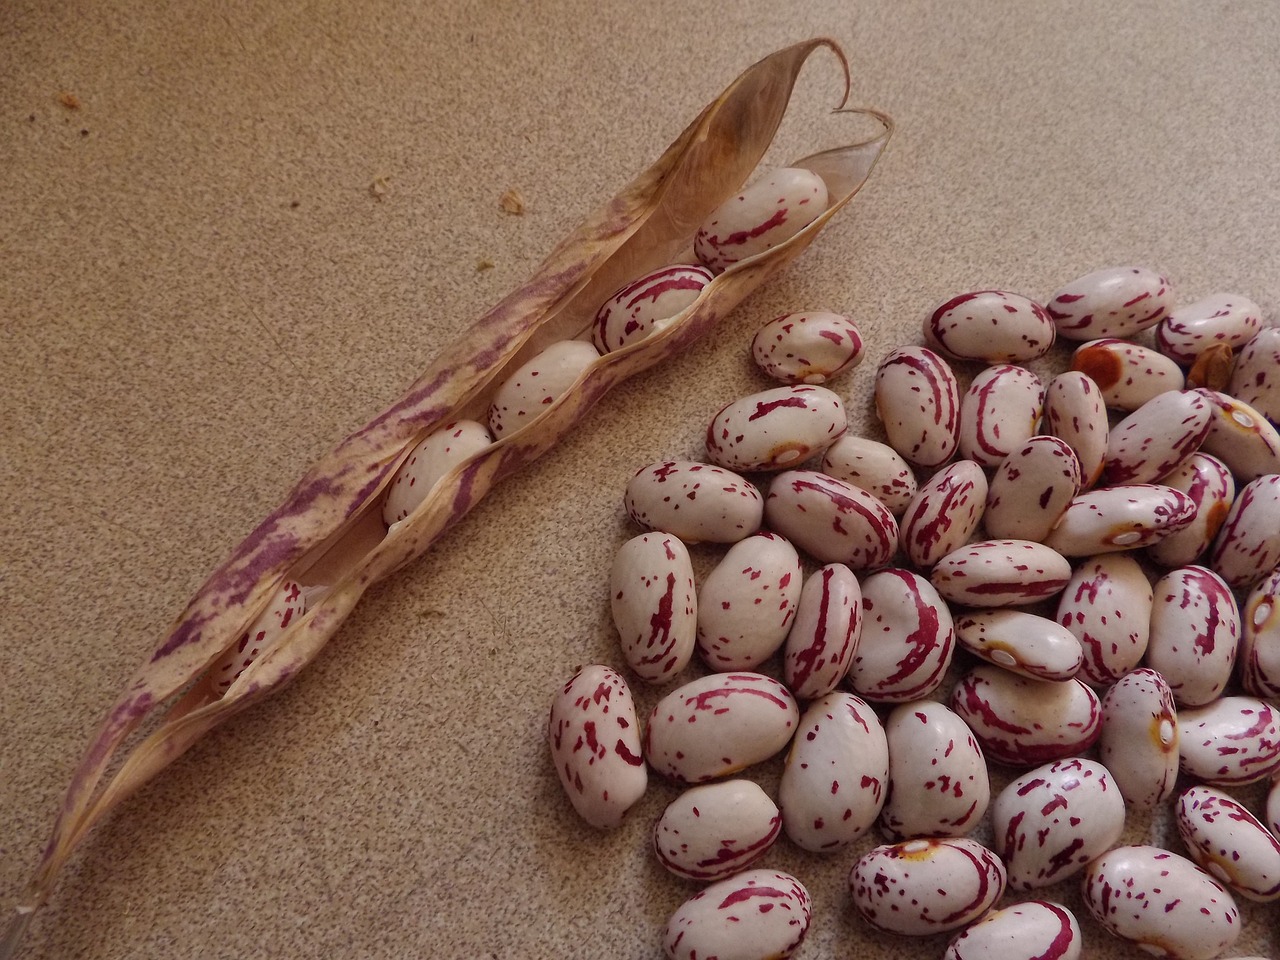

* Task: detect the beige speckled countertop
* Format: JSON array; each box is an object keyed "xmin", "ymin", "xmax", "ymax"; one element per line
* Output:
[{"xmin": 3, "ymin": 1, "xmax": 1278, "ymax": 957}]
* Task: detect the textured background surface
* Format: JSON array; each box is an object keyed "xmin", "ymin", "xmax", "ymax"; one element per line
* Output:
[{"xmin": 2, "ymin": 1, "xmax": 1278, "ymax": 957}]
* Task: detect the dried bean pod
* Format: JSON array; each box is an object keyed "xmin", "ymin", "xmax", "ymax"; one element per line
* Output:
[
  {"xmin": 1228, "ymin": 326, "xmax": 1280, "ymax": 423},
  {"xmin": 547, "ymin": 665, "xmax": 647, "ymax": 829},
  {"xmin": 1240, "ymin": 565, "xmax": 1280, "ymax": 699},
  {"xmin": 1146, "ymin": 452, "xmax": 1235, "ymax": 568},
  {"xmin": 1156, "ymin": 293, "xmax": 1264, "ymax": 366},
  {"xmin": 880, "ymin": 699, "xmax": 989, "ymax": 840},
  {"xmin": 922, "ymin": 289, "xmax": 1056, "ymax": 363},
  {"xmin": 1070, "ymin": 337, "xmax": 1184, "ymax": 411},
  {"xmin": 1047, "ymin": 265, "xmax": 1172, "ymax": 340},
  {"xmin": 782, "ymin": 563, "xmax": 862, "ymax": 700},
  {"xmin": 1099, "ymin": 668, "xmax": 1179, "ymax": 809},
  {"xmin": 610, "ymin": 532, "xmax": 697, "ymax": 683},
  {"xmin": 1082, "ymin": 846, "xmax": 1240, "ymax": 960},
  {"xmin": 851, "ymin": 568, "xmax": 955, "ymax": 702},
  {"xmin": 1175, "ymin": 785, "xmax": 1280, "ymax": 902},
  {"xmin": 1147, "ymin": 565, "xmax": 1240, "ymax": 706},
  {"xmin": 957, "ymin": 363, "xmax": 1044, "ymax": 468},
  {"xmin": 1101, "ymin": 388, "xmax": 1211, "ymax": 485},
  {"xmin": 1198, "ymin": 390, "xmax": 1280, "ymax": 481},
  {"xmin": 764, "ymin": 469, "xmax": 898, "ymax": 570},
  {"xmin": 951, "ymin": 666, "xmax": 1102, "ymax": 767},
  {"xmin": 820, "ymin": 435, "xmax": 917, "ymax": 515},
  {"xmin": 1043, "ymin": 371, "xmax": 1109, "ymax": 488},
  {"xmin": 1208, "ymin": 473, "xmax": 1280, "ymax": 589},
  {"xmin": 625, "ymin": 460, "xmax": 763, "ymax": 544},
  {"xmin": 899, "ymin": 459, "xmax": 987, "ymax": 569},
  {"xmin": 850, "ymin": 838, "xmax": 1006, "ymax": 935},
  {"xmin": 1057, "ymin": 552, "xmax": 1153, "ymax": 686},
  {"xmin": 779, "ymin": 692, "xmax": 888, "ymax": 851},
  {"xmin": 705, "ymin": 384, "xmax": 847, "ymax": 471},
  {"xmin": 874, "ymin": 345, "xmax": 960, "ymax": 467},
  {"xmin": 751, "ymin": 310, "xmax": 864, "ymax": 384},
  {"xmin": 696, "ymin": 532, "xmax": 802, "ymax": 670},
  {"xmin": 983, "ymin": 436, "xmax": 1081, "ymax": 542}
]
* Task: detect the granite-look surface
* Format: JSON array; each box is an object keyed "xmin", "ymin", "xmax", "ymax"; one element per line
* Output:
[{"xmin": 2, "ymin": 0, "xmax": 1277, "ymax": 957}]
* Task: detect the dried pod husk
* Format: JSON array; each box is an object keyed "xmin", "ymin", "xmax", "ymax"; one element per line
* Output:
[{"xmin": 3, "ymin": 39, "xmax": 892, "ymax": 949}]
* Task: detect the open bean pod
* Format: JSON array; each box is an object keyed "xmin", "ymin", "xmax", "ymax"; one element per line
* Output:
[{"xmin": 3, "ymin": 38, "xmax": 892, "ymax": 950}]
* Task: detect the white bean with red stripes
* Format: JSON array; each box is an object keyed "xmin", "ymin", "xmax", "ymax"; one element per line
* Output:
[
  {"xmin": 705, "ymin": 384, "xmax": 846, "ymax": 472},
  {"xmin": 1199, "ymin": 391, "xmax": 1280, "ymax": 482},
  {"xmin": 663, "ymin": 869, "xmax": 812, "ymax": 960},
  {"xmin": 930, "ymin": 539, "xmax": 1072, "ymax": 608},
  {"xmin": 1101, "ymin": 388, "xmax": 1212, "ymax": 485},
  {"xmin": 1240, "ymin": 565, "xmax": 1280, "ymax": 700},
  {"xmin": 1098, "ymin": 668, "xmax": 1179, "ymax": 810},
  {"xmin": 1229, "ymin": 326, "xmax": 1280, "ymax": 422},
  {"xmin": 763, "ymin": 469, "xmax": 898, "ymax": 570},
  {"xmin": 781, "ymin": 563, "xmax": 862, "ymax": 700},
  {"xmin": 1044, "ymin": 484, "xmax": 1197, "ymax": 557},
  {"xmin": 652, "ymin": 780, "xmax": 781, "ymax": 882},
  {"xmin": 879, "ymin": 699, "xmax": 989, "ymax": 841},
  {"xmin": 592, "ymin": 263, "xmax": 714, "ymax": 353},
  {"xmin": 991, "ymin": 757, "xmax": 1125, "ymax": 890},
  {"xmin": 953, "ymin": 609, "xmax": 1083, "ymax": 682},
  {"xmin": 1043, "ymin": 370, "xmax": 1109, "ymax": 488},
  {"xmin": 922, "ymin": 289, "xmax": 1056, "ymax": 363},
  {"xmin": 943, "ymin": 900, "xmax": 1082, "ymax": 960},
  {"xmin": 1057, "ymin": 552, "xmax": 1153, "ymax": 687},
  {"xmin": 609, "ymin": 532, "xmax": 697, "ymax": 684},
  {"xmin": 382, "ymin": 420, "xmax": 493, "ymax": 525},
  {"xmin": 778, "ymin": 692, "xmax": 888, "ymax": 852},
  {"xmin": 873, "ymin": 345, "xmax": 960, "ymax": 467},
  {"xmin": 983, "ymin": 436, "xmax": 1080, "ymax": 542},
  {"xmin": 849, "ymin": 568, "xmax": 955, "ymax": 702},
  {"xmin": 957, "ymin": 363, "xmax": 1044, "ymax": 468},
  {"xmin": 1177, "ymin": 696, "xmax": 1280, "ymax": 787},
  {"xmin": 1208, "ymin": 473, "xmax": 1280, "ymax": 589},
  {"xmin": 1175, "ymin": 785, "xmax": 1280, "ymax": 902},
  {"xmin": 487, "ymin": 339, "xmax": 601, "ymax": 438},
  {"xmin": 1146, "ymin": 452, "xmax": 1235, "ymax": 568},
  {"xmin": 694, "ymin": 167, "xmax": 828, "ymax": 273},
  {"xmin": 820, "ymin": 434, "xmax": 917, "ymax": 515},
  {"xmin": 695, "ymin": 532, "xmax": 801, "ymax": 671},
  {"xmin": 1156, "ymin": 292, "xmax": 1264, "ymax": 366},
  {"xmin": 1047, "ymin": 265, "xmax": 1172, "ymax": 340},
  {"xmin": 1069, "ymin": 337, "xmax": 1184, "ymax": 411},
  {"xmin": 751, "ymin": 310, "xmax": 864, "ymax": 384},
  {"xmin": 1147, "ymin": 565, "xmax": 1240, "ymax": 707},
  {"xmin": 624, "ymin": 460, "xmax": 763, "ymax": 544},
  {"xmin": 898, "ymin": 459, "xmax": 986, "ymax": 569}
]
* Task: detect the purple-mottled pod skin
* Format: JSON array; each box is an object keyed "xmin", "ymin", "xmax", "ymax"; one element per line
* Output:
[
  {"xmin": 1240, "ymin": 565, "xmax": 1280, "ymax": 700},
  {"xmin": 752, "ymin": 311, "xmax": 865, "ymax": 384},
  {"xmin": 663, "ymin": 869, "xmax": 812, "ymax": 960},
  {"xmin": 488, "ymin": 339, "xmax": 601, "ymax": 438},
  {"xmin": 1198, "ymin": 390, "xmax": 1280, "ymax": 482},
  {"xmin": 652, "ymin": 779, "xmax": 781, "ymax": 882},
  {"xmin": 1208, "ymin": 474, "xmax": 1280, "ymax": 589},
  {"xmin": 1047, "ymin": 265, "xmax": 1173, "ymax": 341},
  {"xmin": 782, "ymin": 563, "xmax": 862, "ymax": 700},
  {"xmin": 1043, "ymin": 371, "xmax": 1109, "ymax": 488},
  {"xmin": 1082, "ymin": 846, "xmax": 1240, "ymax": 960},
  {"xmin": 1147, "ymin": 565, "xmax": 1240, "ymax": 707},
  {"xmin": 850, "ymin": 569, "xmax": 955, "ymax": 703},
  {"xmin": 1099, "ymin": 669, "xmax": 1179, "ymax": 810},
  {"xmin": 899, "ymin": 459, "xmax": 987, "ymax": 569},
  {"xmin": 1229, "ymin": 326, "xmax": 1280, "ymax": 424},
  {"xmin": 943, "ymin": 900, "xmax": 1082, "ymax": 960},
  {"xmin": 1175, "ymin": 785, "xmax": 1280, "ymax": 902},
  {"xmin": 849, "ymin": 837, "xmax": 1006, "ymax": 936},
  {"xmin": 694, "ymin": 167, "xmax": 828, "ymax": 273},
  {"xmin": 1147, "ymin": 452, "xmax": 1236, "ymax": 568},
  {"xmin": 820, "ymin": 435, "xmax": 917, "ymax": 515},
  {"xmin": 208, "ymin": 580, "xmax": 306, "ymax": 694},
  {"xmin": 874, "ymin": 345, "xmax": 960, "ymax": 467},
  {"xmin": 625, "ymin": 460, "xmax": 763, "ymax": 545},
  {"xmin": 957, "ymin": 363, "xmax": 1044, "ymax": 468},
  {"xmin": 705, "ymin": 384, "xmax": 847, "ymax": 472},
  {"xmin": 1102, "ymin": 389, "xmax": 1212, "ymax": 485},
  {"xmin": 1045, "ymin": 484, "xmax": 1198, "ymax": 557},
  {"xmin": 930, "ymin": 539, "xmax": 1072, "ymax": 609},
  {"xmin": 1057, "ymin": 552, "xmax": 1153, "ymax": 687},
  {"xmin": 984, "ymin": 436, "xmax": 1081, "ymax": 542},
  {"xmin": 923, "ymin": 289, "xmax": 1056, "ymax": 363},
  {"xmin": 1156, "ymin": 292, "xmax": 1264, "ymax": 366},
  {"xmin": 764, "ymin": 470, "xmax": 898, "ymax": 571},
  {"xmin": 696, "ymin": 532, "xmax": 802, "ymax": 671},
  {"xmin": 644, "ymin": 672, "xmax": 799, "ymax": 784},
  {"xmin": 880, "ymin": 699, "xmax": 990, "ymax": 841},
  {"xmin": 1070, "ymin": 337, "xmax": 1185, "ymax": 412},
  {"xmin": 992, "ymin": 757, "xmax": 1125, "ymax": 890},
  {"xmin": 953, "ymin": 610, "xmax": 1083, "ymax": 682},
  {"xmin": 610, "ymin": 532, "xmax": 697, "ymax": 684},
  {"xmin": 778, "ymin": 692, "xmax": 888, "ymax": 852},
  {"xmin": 950, "ymin": 666, "xmax": 1102, "ymax": 767},
  {"xmin": 1177, "ymin": 696, "xmax": 1280, "ymax": 787},
  {"xmin": 592, "ymin": 263, "xmax": 714, "ymax": 353},
  {"xmin": 547, "ymin": 665, "xmax": 647, "ymax": 830}
]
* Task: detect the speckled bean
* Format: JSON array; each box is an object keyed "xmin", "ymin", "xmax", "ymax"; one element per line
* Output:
[
  {"xmin": 695, "ymin": 167, "xmax": 828, "ymax": 273},
  {"xmin": 1043, "ymin": 370, "xmax": 1109, "ymax": 488},
  {"xmin": 930, "ymin": 539, "xmax": 1073, "ymax": 608},
  {"xmin": 983, "ymin": 436, "xmax": 1081, "ymax": 542},
  {"xmin": 943, "ymin": 900, "xmax": 1082, "ymax": 960},
  {"xmin": 953, "ymin": 609, "xmax": 1083, "ymax": 681},
  {"xmin": 1147, "ymin": 565, "xmax": 1240, "ymax": 706},
  {"xmin": 782, "ymin": 563, "xmax": 862, "ymax": 700},
  {"xmin": 625, "ymin": 460, "xmax": 763, "ymax": 544},
  {"xmin": 383, "ymin": 420, "xmax": 493, "ymax": 524},
  {"xmin": 592, "ymin": 263, "xmax": 714, "ymax": 353},
  {"xmin": 874, "ymin": 345, "xmax": 960, "ymax": 467},
  {"xmin": 1101, "ymin": 388, "xmax": 1211, "ymax": 485},
  {"xmin": 922, "ymin": 289, "xmax": 1056, "ymax": 363},
  {"xmin": 764, "ymin": 470, "xmax": 898, "ymax": 570},
  {"xmin": 1146, "ymin": 452, "xmax": 1235, "ymax": 568},
  {"xmin": 663, "ymin": 869, "xmax": 812, "ymax": 960},
  {"xmin": 1199, "ymin": 390, "xmax": 1280, "ymax": 482},
  {"xmin": 1208, "ymin": 473, "xmax": 1280, "ymax": 589},
  {"xmin": 1044, "ymin": 484, "xmax": 1197, "ymax": 556},
  {"xmin": 820, "ymin": 435, "xmax": 917, "ymax": 515},
  {"xmin": 1047, "ymin": 265, "xmax": 1172, "ymax": 340},
  {"xmin": 1070, "ymin": 337, "xmax": 1184, "ymax": 411},
  {"xmin": 1175, "ymin": 785, "xmax": 1280, "ymax": 902},
  {"xmin": 1056, "ymin": 552, "xmax": 1153, "ymax": 686},
  {"xmin": 752, "ymin": 311, "xmax": 865, "ymax": 384},
  {"xmin": 1240, "ymin": 565, "xmax": 1280, "ymax": 700},
  {"xmin": 696, "ymin": 532, "xmax": 801, "ymax": 670},
  {"xmin": 1099, "ymin": 668, "xmax": 1179, "ymax": 809},
  {"xmin": 849, "ymin": 569, "xmax": 955, "ymax": 702},
  {"xmin": 1156, "ymin": 293, "xmax": 1264, "ymax": 366},
  {"xmin": 957, "ymin": 363, "xmax": 1044, "ymax": 467},
  {"xmin": 610, "ymin": 532, "xmax": 697, "ymax": 683},
  {"xmin": 488, "ymin": 339, "xmax": 601, "ymax": 437},
  {"xmin": 899, "ymin": 459, "xmax": 987, "ymax": 568},
  {"xmin": 1229, "ymin": 326, "xmax": 1280, "ymax": 423},
  {"xmin": 653, "ymin": 780, "xmax": 781, "ymax": 882},
  {"xmin": 1177, "ymin": 696, "xmax": 1280, "ymax": 787},
  {"xmin": 705, "ymin": 384, "xmax": 847, "ymax": 472}
]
